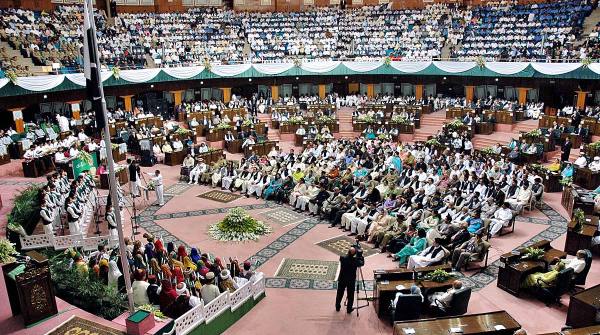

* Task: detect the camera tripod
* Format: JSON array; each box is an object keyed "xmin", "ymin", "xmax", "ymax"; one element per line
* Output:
[{"xmin": 345, "ymin": 266, "xmax": 371, "ymax": 317}]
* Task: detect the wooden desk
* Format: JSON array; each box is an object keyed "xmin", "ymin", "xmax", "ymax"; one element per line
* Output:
[
  {"xmin": 567, "ymin": 284, "xmax": 600, "ymax": 328},
  {"xmin": 393, "ymin": 311, "xmax": 521, "ymax": 335},
  {"xmin": 245, "ymin": 141, "xmax": 277, "ymax": 158},
  {"xmin": 574, "ymin": 168, "xmax": 600, "ymax": 190},
  {"xmin": 373, "ymin": 278, "xmax": 454, "ymax": 317},
  {"xmin": 99, "ymin": 168, "xmax": 128, "ymax": 189},
  {"xmin": 373, "ymin": 264, "xmax": 451, "ymax": 281},
  {"xmin": 206, "ymin": 128, "xmax": 225, "ymax": 142},
  {"xmin": 539, "ymin": 325, "xmax": 600, "ymax": 335},
  {"xmin": 476, "ymin": 122, "xmax": 494, "ymax": 135},
  {"xmin": 225, "ymin": 140, "xmax": 242, "ymax": 154},
  {"xmin": 497, "ymin": 240, "xmax": 567, "ymax": 296},
  {"xmin": 562, "ymin": 133, "xmax": 584, "ymax": 148},
  {"xmin": 295, "ymin": 134, "xmax": 304, "ymax": 146},
  {"xmin": 562, "ymin": 186, "xmax": 596, "ymax": 218},
  {"xmin": 164, "ymin": 150, "xmax": 186, "ymax": 166},
  {"xmin": 565, "ymin": 217, "xmax": 598, "ymax": 256}
]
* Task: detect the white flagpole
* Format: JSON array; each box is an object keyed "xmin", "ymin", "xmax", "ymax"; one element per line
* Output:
[{"xmin": 85, "ymin": 0, "xmax": 135, "ymax": 313}]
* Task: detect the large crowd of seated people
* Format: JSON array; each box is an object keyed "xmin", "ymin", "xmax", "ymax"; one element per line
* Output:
[
  {"xmin": 62, "ymin": 235, "xmax": 261, "ymax": 320},
  {"xmin": 1, "ymin": 1, "xmax": 599, "ymax": 74},
  {"xmin": 454, "ymin": 0, "xmax": 592, "ymax": 60},
  {"xmin": 177, "ymin": 123, "xmax": 552, "ymax": 272}
]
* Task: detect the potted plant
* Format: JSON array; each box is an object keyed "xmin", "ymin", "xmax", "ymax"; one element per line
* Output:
[
  {"xmin": 423, "ymin": 269, "xmax": 453, "ymax": 283},
  {"xmin": 572, "ymin": 208, "xmax": 585, "ymax": 233},
  {"xmin": 521, "ymin": 247, "xmax": 545, "ymax": 261},
  {"xmin": 208, "ymin": 207, "xmax": 272, "ymax": 242},
  {"xmin": 6, "ymin": 186, "xmax": 41, "ymax": 248},
  {"xmin": 0, "ymin": 239, "xmax": 17, "ymax": 264}
]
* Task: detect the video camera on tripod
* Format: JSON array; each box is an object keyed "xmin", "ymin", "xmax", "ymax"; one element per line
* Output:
[{"xmin": 352, "ymin": 240, "xmax": 365, "ymax": 267}]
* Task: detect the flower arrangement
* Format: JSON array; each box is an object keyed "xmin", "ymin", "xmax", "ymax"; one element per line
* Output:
[
  {"xmin": 524, "ymin": 129, "xmax": 542, "ymax": 138},
  {"xmin": 317, "ymin": 115, "xmax": 335, "ymax": 124},
  {"xmin": 111, "ymin": 67, "xmax": 121, "ymax": 79},
  {"xmin": 423, "ymin": 269, "xmax": 453, "ymax": 283},
  {"xmin": 78, "ymin": 150, "xmax": 93, "ymax": 165},
  {"xmin": 521, "ymin": 247, "xmax": 545, "ymax": 260},
  {"xmin": 5, "ymin": 70, "xmax": 18, "ymax": 84},
  {"xmin": 216, "ymin": 122, "xmax": 232, "ymax": 130},
  {"xmin": 426, "ymin": 138, "xmax": 441, "ymax": 146},
  {"xmin": 377, "ymin": 133, "xmax": 390, "ymax": 140},
  {"xmin": 480, "ymin": 146, "xmax": 496, "ymax": 155},
  {"xmin": 572, "ymin": 208, "xmax": 585, "ymax": 233},
  {"xmin": 146, "ymin": 180, "xmax": 156, "ymax": 191},
  {"xmin": 357, "ymin": 114, "xmax": 375, "ymax": 124},
  {"xmin": 559, "ymin": 176, "xmax": 573, "ymax": 187},
  {"xmin": 391, "ymin": 115, "xmax": 410, "ymax": 124},
  {"xmin": 588, "ymin": 141, "xmax": 600, "ymax": 150},
  {"xmin": 175, "ymin": 127, "xmax": 193, "ymax": 136},
  {"xmin": 383, "ymin": 56, "xmax": 392, "ymax": 67},
  {"xmin": 0, "ymin": 239, "xmax": 17, "ymax": 264},
  {"xmin": 242, "ymin": 119, "xmax": 253, "ymax": 127},
  {"xmin": 203, "ymin": 58, "xmax": 212, "ymax": 72},
  {"xmin": 446, "ymin": 119, "xmax": 465, "ymax": 130},
  {"xmin": 137, "ymin": 304, "xmax": 166, "ymax": 321},
  {"xmin": 288, "ymin": 116, "xmax": 305, "ymax": 125},
  {"xmin": 475, "ymin": 56, "xmax": 486, "ymax": 69},
  {"xmin": 293, "ymin": 58, "xmax": 302, "ymax": 68},
  {"xmin": 208, "ymin": 207, "xmax": 272, "ymax": 242},
  {"xmin": 581, "ymin": 57, "xmax": 593, "ymax": 68},
  {"xmin": 7, "ymin": 186, "xmax": 41, "ymax": 237}
]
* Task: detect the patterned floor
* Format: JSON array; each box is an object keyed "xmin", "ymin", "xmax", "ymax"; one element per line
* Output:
[
  {"xmin": 197, "ymin": 190, "xmax": 243, "ymax": 203},
  {"xmin": 47, "ymin": 316, "xmax": 124, "ymax": 335},
  {"xmin": 138, "ymin": 192, "xmax": 568, "ymax": 292},
  {"xmin": 316, "ymin": 235, "xmax": 379, "ymax": 258},
  {"xmin": 164, "ymin": 182, "xmax": 193, "ymax": 196},
  {"xmin": 260, "ymin": 207, "xmax": 307, "ymax": 226},
  {"xmin": 275, "ymin": 258, "xmax": 339, "ymax": 281}
]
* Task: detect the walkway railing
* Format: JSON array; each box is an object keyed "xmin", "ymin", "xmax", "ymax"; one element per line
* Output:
[{"xmin": 164, "ymin": 273, "xmax": 266, "ymax": 335}]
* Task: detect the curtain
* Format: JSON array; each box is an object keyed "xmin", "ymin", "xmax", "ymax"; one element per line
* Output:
[
  {"xmin": 66, "ymin": 71, "xmax": 112, "ymax": 86},
  {"xmin": 485, "ymin": 62, "xmax": 529, "ymax": 75},
  {"xmin": 163, "ymin": 66, "xmax": 204, "ymax": 79},
  {"xmin": 424, "ymin": 84, "xmax": 436, "ymax": 98},
  {"xmin": 433, "ymin": 61, "xmax": 476, "ymax": 73},
  {"xmin": 211, "ymin": 64, "xmax": 252, "ymax": 77},
  {"xmin": 120, "ymin": 68, "xmax": 161, "ymax": 83},
  {"xmin": 343, "ymin": 61, "xmax": 383, "ymax": 73},
  {"xmin": 253, "ymin": 63, "xmax": 294, "ymax": 75},
  {"xmin": 390, "ymin": 61, "xmax": 431, "ymax": 73},
  {"xmin": 301, "ymin": 61, "xmax": 340, "ymax": 73},
  {"xmin": 17, "ymin": 75, "xmax": 65, "ymax": 91},
  {"xmin": 0, "ymin": 78, "xmax": 9, "ymax": 90},
  {"xmin": 530, "ymin": 63, "xmax": 582, "ymax": 75}
]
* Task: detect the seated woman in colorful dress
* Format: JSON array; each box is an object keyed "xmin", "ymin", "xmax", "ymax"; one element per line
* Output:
[{"xmin": 392, "ymin": 228, "xmax": 427, "ymax": 264}]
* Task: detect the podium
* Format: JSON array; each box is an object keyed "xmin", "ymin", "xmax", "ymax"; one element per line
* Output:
[{"xmin": 2, "ymin": 251, "xmax": 58, "ymax": 326}]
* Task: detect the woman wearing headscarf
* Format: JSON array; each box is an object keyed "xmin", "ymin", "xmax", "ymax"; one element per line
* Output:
[
  {"xmin": 190, "ymin": 248, "xmax": 201, "ymax": 264},
  {"xmin": 144, "ymin": 243, "xmax": 155, "ymax": 263},
  {"xmin": 196, "ymin": 260, "xmax": 210, "ymax": 278},
  {"xmin": 172, "ymin": 266, "xmax": 184, "ymax": 284},
  {"xmin": 182, "ymin": 256, "xmax": 197, "ymax": 271},
  {"xmin": 177, "ymin": 245, "xmax": 188, "ymax": 262},
  {"xmin": 167, "ymin": 242, "xmax": 175, "ymax": 255},
  {"xmin": 159, "ymin": 279, "xmax": 178, "ymax": 312},
  {"xmin": 108, "ymin": 260, "xmax": 123, "ymax": 291},
  {"xmin": 134, "ymin": 254, "xmax": 147, "ymax": 270},
  {"xmin": 98, "ymin": 258, "xmax": 109, "ymax": 285},
  {"xmin": 160, "ymin": 264, "xmax": 172, "ymax": 281}
]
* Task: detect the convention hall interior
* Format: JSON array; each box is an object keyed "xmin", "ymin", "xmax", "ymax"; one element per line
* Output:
[{"xmin": 0, "ymin": 0, "xmax": 600, "ymax": 334}]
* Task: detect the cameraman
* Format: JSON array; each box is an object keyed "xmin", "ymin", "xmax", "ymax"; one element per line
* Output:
[{"xmin": 335, "ymin": 246, "xmax": 364, "ymax": 313}]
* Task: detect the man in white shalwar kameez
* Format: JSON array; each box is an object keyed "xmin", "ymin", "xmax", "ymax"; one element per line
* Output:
[{"xmin": 406, "ymin": 239, "xmax": 447, "ymax": 270}]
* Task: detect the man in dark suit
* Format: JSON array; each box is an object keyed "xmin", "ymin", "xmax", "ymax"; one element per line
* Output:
[
  {"xmin": 561, "ymin": 137, "xmax": 572, "ymax": 162},
  {"xmin": 336, "ymin": 247, "xmax": 363, "ymax": 313}
]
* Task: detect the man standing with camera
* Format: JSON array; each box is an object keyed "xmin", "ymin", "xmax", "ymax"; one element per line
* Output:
[{"xmin": 335, "ymin": 246, "xmax": 364, "ymax": 313}]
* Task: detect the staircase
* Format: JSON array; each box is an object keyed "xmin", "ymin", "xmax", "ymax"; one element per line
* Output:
[
  {"xmin": 257, "ymin": 113, "xmax": 280, "ymax": 141},
  {"xmin": 0, "ymin": 41, "xmax": 44, "ymax": 75},
  {"xmin": 412, "ymin": 111, "xmax": 447, "ymax": 142},
  {"xmin": 337, "ymin": 107, "xmax": 354, "ymax": 138}
]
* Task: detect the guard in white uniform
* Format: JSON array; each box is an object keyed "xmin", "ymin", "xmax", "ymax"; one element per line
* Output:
[
  {"xmin": 148, "ymin": 170, "xmax": 164, "ymax": 206},
  {"xmin": 40, "ymin": 202, "xmax": 55, "ymax": 237},
  {"xmin": 106, "ymin": 205, "xmax": 118, "ymax": 241}
]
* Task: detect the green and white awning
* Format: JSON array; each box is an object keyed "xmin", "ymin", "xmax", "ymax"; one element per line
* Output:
[{"xmin": 1, "ymin": 61, "xmax": 598, "ymax": 97}]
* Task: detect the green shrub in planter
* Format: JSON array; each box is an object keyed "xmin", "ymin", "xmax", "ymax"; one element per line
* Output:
[{"xmin": 6, "ymin": 186, "xmax": 41, "ymax": 247}]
